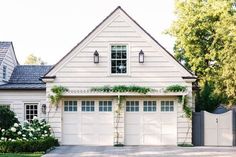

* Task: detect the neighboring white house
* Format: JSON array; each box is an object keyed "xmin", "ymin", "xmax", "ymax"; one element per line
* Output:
[{"xmin": 0, "ymin": 7, "xmax": 196, "ymax": 146}]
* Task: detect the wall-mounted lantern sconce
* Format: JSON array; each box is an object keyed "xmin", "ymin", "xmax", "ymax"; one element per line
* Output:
[
  {"xmin": 41, "ymin": 104, "xmax": 46, "ymax": 114},
  {"xmin": 139, "ymin": 50, "xmax": 144, "ymax": 63},
  {"xmin": 94, "ymin": 50, "xmax": 99, "ymax": 63}
]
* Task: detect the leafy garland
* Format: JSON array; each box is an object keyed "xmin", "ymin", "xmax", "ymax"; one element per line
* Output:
[
  {"xmin": 91, "ymin": 85, "xmax": 152, "ymax": 94},
  {"xmin": 49, "ymin": 85, "xmax": 68, "ymax": 108},
  {"xmin": 165, "ymin": 85, "xmax": 192, "ymax": 119}
]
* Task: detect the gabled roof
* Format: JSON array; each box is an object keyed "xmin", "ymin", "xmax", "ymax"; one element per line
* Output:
[
  {"xmin": 0, "ymin": 65, "xmax": 52, "ymax": 90},
  {"xmin": 44, "ymin": 6, "xmax": 195, "ymax": 78},
  {"xmin": 0, "ymin": 42, "xmax": 11, "ymax": 65}
]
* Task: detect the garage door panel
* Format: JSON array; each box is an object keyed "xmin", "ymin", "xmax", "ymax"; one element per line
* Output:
[
  {"xmin": 81, "ymin": 124, "xmax": 95, "ymax": 134},
  {"xmin": 63, "ymin": 114, "xmax": 78, "ymax": 123},
  {"xmin": 161, "ymin": 114, "xmax": 176, "ymax": 123},
  {"xmin": 63, "ymin": 124, "xmax": 78, "ymax": 134},
  {"xmin": 126, "ymin": 114, "xmax": 140, "ymax": 124},
  {"xmin": 125, "ymin": 124, "xmax": 140, "ymax": 134},
  {"xmin": 96, "ymin": 124, "xmax": 113, "ymax": 134},
  {"xmin": 162, "ymin": 134, "xmax": 176, "ymax": 145},
  {"xmin": 81, "ymin": 114, "xmax": 96, "ymax": 124},
  {"xmin": 162, "ymin": 124, "xmax": 176, "ymax": 134},
  {"xmin": 143, "ymin": 114, "xmax": 160, "ymax": 123},
  {"xmin": 63, "ymin": 134, "xmax": 80, "ymax": 145},
  {"xmin": 98, "ymin": 135, "xmax": 113, "ymax": 145},
  {"xmin": 81, "ymin": 134, "xmax": 97, "ymax": 145},
  {"xmin": 97, "ymin": 115, "xmax": 113, "ymax": 124},
  {"xmin": 143, "ymin": 124, "xmax": 161, "ymax": 134},
  {"xmin": 125, "ymin": 134, "xmax": 140, "ymax": 145},
  {"xmin": 143, "ymin": 134, "xmax": 161, "ymax": 145}
]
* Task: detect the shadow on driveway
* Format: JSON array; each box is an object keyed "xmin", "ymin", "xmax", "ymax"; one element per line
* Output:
[{"xmin": 43, "ymin": 146, "xmax": 236, "ymax": 157}]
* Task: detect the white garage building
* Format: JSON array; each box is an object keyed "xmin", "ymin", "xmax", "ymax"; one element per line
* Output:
[{"xmin": 0, "ymin": 6, "xmax": 196, "ymax": 146}]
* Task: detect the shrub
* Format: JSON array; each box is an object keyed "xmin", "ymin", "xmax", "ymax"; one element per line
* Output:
[
  {"xmin": 0, "ymin": 117, "xmax": 53, "ymax": 142},
  {"xmin": 0, "ymin": 137, "xmax": 59, "ymax": 153},
  {"xmin": 165, "ymin": 85, "xmax": 187, "ymax": 92},
  {"xmin": 0, "ymin": 107, "xmax": 19, "ymax": 130}
]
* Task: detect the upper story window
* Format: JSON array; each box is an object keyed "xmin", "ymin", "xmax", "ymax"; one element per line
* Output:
[
  {"xmin": 3, "ymin": 66, "xmax": 7, "ymax": 80},
  {"xmin": 111, "ymin": 45, "xmax": 127, "ymax": 74}
]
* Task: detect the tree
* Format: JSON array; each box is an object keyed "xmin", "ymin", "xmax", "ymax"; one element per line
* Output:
[
  {"xmin": 0, "ymin": 107, "xmax": 19, "ymax": 130},
  {"xmin": 167, "ymin": 0, "xmax": 236, "ymax": 110},
  {"xmin": 24, "ymin": 54, "xmax": 46, "ymax": 65}
]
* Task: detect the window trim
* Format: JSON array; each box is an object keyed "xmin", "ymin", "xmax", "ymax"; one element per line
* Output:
[
  {"xmin": 24, "ymin": 102, "xmax": 39, "ymax": 121},
  {"xmin": 143, "ymin": 101, "xmax": 157, "ymax": 112},
  {"xmin": 99, "ymin": 101, "xmax": 112, "ymax": 112},
  {"xmin": 160, "ymin": 100, "xmax": 175, "ymax": 112},
  {"xmin": 81, "ymin": 101, "xmax": 95, "ymax": 112},
  {"xmin": 2, "ymin": 65, "xmax": 7, "ymax": 80},
  {"xmin": 64, "ymin": 100, "xmax": 78, "ymax": 112},
  {"xmin": 126, "ymin": 101, "xmax": 139, "ymax": 112},
  {"xmin": 108, "ymin": 43, "xmax": 130, "ymax": 76}
]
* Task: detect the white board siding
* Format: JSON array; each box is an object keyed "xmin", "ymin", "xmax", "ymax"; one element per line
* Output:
[
  {"xmin": 0, "ymin": 46, "xmax": 18, "ymax": 84},
  {"xmin": 0, "ymin": 90, "xmax": 46, "ymax": 123},
  {"xmin": 46, "ymin": 10, "xmax": 194, "ymax": 145}
]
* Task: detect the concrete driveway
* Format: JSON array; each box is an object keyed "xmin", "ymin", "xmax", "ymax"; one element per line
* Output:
[{"xmin": 43, "ymin": 146, "xmax": 236, "ymax": 157}]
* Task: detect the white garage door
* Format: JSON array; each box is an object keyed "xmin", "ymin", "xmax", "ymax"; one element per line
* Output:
[
  {"xmin": 125, "ymin": 100, "xmax": 177, "ymax": 145},
  {"xmin": 62, "ymin": 100, "xmax": 114, "ymax": 145}
]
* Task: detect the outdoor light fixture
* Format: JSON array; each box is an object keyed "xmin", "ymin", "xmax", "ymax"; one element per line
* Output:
[
  {"xmin": 41, "ymin": 104, "xmax": 46, "ymax": 114},
  {"xmin": 139, "ymin": 50, "xmax": 144, "ymax": 63},
  {"xmin": 94, "ymin": 50, "xmax": 99, "ymax": 63}
]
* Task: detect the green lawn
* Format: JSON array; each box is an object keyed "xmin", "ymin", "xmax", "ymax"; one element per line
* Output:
[{"xmin": 0, "ymin": 153, "xmax": 43, "ymax": 157}]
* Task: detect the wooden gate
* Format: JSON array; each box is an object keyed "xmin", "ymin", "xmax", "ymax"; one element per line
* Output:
[{"xmin": 204, "ymin": 111, "xmax": 233, "ymax": 146}]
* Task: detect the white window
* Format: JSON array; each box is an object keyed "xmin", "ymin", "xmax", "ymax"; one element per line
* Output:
[
  {"xmin": 0, "ymin": 104, "xmax": 10, "ymax": 109},
  {"xmin": 111, "ymin": 45, "xmax": 127, "ymax": 74},
  {"xmin": 3, "ymin": 65, "xmax": 7, "ymax": 80},
  {"xmin": 126, "ymin": 101, "xmax": 139, "ymax": 112},
  {"xmin": 99, "ymin": 101, "xmax": 112, "ymax": 112},
  {"xmin": 25, "ymin": 103, "xmax": 38, "ymax": 121},
  {"xmin": 143, "ymin": 101, "xmax": 156, "ymax": 112},
  {"xmin": 81, "ymin": 101, "xmax": 95, "ymax": 112},
  {"xmin": 64, "ymin": 101, "xmax": 77, "ymax": 112},
  {"xmin": 161, "ymin": 101, "xmax": 174, "ymax": 112}
]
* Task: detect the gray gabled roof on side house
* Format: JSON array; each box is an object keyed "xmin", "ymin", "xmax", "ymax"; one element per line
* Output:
[
  {"xmin": 0, "ymin": 65, "xmax": 52, "ymax": 90},
  {"xmin": 0, "ymin": 42, "xmax": 11, "ymax": 65}
]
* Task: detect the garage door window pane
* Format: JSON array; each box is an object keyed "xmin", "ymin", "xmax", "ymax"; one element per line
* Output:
[
  {"xmin": 143, "ymin": 101, "xmax": 156, "ymax": 112},
  {"xmin": 64, "ymin": 101, "xmax": 77, "ymax": 112},
  {"xmin": 126, "ymin": 101, "xmax": 139, "ymax": 112},
  {"xmin": 99, "ymin": 101, "xmax": 112, "ymax": 112},
  {"xmin": 82, "ymin": 101, "xmax": 95, "ymax": 112},
  {"xmin": 161, "ymin": 101, "xmax": 174, "ymax": 112}
]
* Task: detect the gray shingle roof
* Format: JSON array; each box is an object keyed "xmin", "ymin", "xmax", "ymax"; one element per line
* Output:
[
  {"xmin": 0, "ymin": 65, "xmax": 52, "ymax": 90},
  {"xmin": 0, "ymin": 42, "xmax": 11, "ymax": 65}
]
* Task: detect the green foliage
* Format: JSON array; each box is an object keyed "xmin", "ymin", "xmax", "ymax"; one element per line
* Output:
[
  {"xmin": 0, "ymin": 137, "xmax": 58, "ymax": 153},
  {"xmin": 178, "ymin": 143, "xmax": 194, "ymax": 147},
  {"xmin": 0, "ymin": 153, "xmax": 43, "ymax": 157},
  {"xmin": 165, "ymin": 85, "xmax": 187, "ymax": 92},
  {"xmin": 167, "ymin": 0, "xmax": 236, "ymax": 107},
  {"xmin": 178, "ymin": 96, "xmax": 192, "ymax": 119},
  {"xmin": 91, "ymin": 85, "xmax": 151, "ymax": 94},
  {"xmin": 195, "ymin": 81, "xmax": 222, "ymax": 112},
  {"xmin": 49, "ymin": 85, "xmax": 68, "ymax": 107},
  {"xmin": 0, "ymin": 107, "xmax": 19, "ymax": 130},
  {"xmin": 24, "ymin": 53, "xmax": 46, "ymax": 65},
  {"xmin": 0, "ymin": 117, "xmax": 53, "ymax": 142}
]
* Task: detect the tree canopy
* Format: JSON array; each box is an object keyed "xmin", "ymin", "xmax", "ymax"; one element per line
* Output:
[
  {"xmin": 168, "ymin": 0, "xmax": 236, "ymax": 110},
  {"xmin": 24, "ymin": 54, "xmax": 46, "ymax": 65}
]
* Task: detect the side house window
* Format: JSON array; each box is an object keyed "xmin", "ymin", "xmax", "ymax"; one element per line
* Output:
[
  {"xmin": 111, "ymin": 45, "xmax": 127, "ymax": 74},
  {"xmin": 3, "ymin": 66, "xmax": 7, "ymax": 80},
  {"xmin": 64, "ymin": 101, "xmax": 77, "ymax": 112},
  {"xmin": 25, "ymin": 103, "xmax": 38, "ymax": 122}
]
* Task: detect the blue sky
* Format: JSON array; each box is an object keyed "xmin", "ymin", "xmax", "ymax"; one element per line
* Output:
[{"xmin": 0, "ymin": 0, "xmax": 176, "ymax": 64}]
